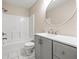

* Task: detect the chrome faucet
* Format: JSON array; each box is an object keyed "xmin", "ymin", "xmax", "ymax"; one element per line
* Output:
[
  {"xmin": 2, "ymin": 32, "xmax": 7, "ymax": 36},
  {"xmin": 48, "ymin": 29, "xmax": 58, "ymax": 35},
  {"xmin": 54, "ymin": 31, "xmax": 58, "ymax": 35},
  {"xmin": 2, "ymin": 32, "xmax": 7, "ymax": 40}
]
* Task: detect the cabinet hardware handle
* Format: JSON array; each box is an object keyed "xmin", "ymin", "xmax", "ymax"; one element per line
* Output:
[
  {"xmin": 62, "ymin": 51, "xmax": 65, "ymax": 55},
  {"xmin": 38, "ymin": 39, "xmax": 43, "ymax": 45}
]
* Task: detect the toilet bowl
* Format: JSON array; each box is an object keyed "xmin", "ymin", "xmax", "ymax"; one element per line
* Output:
[{"xmin": 21, "ymin": 41, "xmax": 35, "ymax": 57}]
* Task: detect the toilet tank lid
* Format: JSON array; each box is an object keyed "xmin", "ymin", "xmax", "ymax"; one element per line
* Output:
[{"xmin": 24, "ymin": 42, "xmax": 35, "ymax": 47}]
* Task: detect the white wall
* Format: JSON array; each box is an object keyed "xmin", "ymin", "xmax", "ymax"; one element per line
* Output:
[
  {"xmin": 2, "ymin": 2, "xmax": 29, "ymax": 16},
  {"xmin": 30, "ymin": 0, "xmax": 51, "ymax": 33},
  {"xmin": 29, "ymin": 15, "xmax": 35, "ymax": 38}
]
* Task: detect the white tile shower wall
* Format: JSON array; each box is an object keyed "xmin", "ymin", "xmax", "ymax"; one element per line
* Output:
[{"xmin": 2, "ymin": 14, "xmax": 30, "ymax": 44}]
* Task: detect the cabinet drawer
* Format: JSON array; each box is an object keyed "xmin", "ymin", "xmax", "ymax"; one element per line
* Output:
[{"xmin": 53, "ymin": 41, "xmax": 77, "ymax": 59}]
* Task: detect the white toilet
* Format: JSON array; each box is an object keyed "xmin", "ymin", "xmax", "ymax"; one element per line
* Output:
[{"xmin": 21, "ymin": 41, "xmax": 35, "ymax": 57}]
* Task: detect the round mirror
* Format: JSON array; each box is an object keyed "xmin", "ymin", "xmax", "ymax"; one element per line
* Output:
[{"xmin": 44, "ymin": 0, "xmax": 76, "ymax": 33}]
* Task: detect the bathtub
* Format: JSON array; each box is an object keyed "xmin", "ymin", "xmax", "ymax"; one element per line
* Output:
[{"xmin": 2, "ymin": 40, "xmax": 29, "ymax": 59}]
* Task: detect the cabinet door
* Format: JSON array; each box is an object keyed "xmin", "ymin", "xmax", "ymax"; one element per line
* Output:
[
  {"xmin": 35, "ymin": 35, "xmax": 52, "ymax": 59},
  {"xmin": 53, "ymin": 41, "xmax": 77, "ymax": 59},
  {"xmin": 53, "ymin": 41, "xmax": 61, "ymax": 59},
  {"xmin": 40, "ymin": 37, "xmax": 52, "ymax": 59},
  {"xmin": 35, "ymin": 35, "xmax": 41, "ymax": 59}
]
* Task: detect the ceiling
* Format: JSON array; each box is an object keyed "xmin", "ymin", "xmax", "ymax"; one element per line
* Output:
[
  {"xmin": 47, "ymin": 0, "xmax": 69, "ymax": 11},
  {"xmin": 3, "ymin": 0, "xmax": 37, "ymax": 8}
]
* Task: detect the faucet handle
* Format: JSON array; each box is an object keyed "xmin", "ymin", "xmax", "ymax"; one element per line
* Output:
[
  {"xmin": 2, "ymin": 32, "xmax": 7, "ymax": 36},
  {"xmin": 2, "ymin": 38, "xmax": 7, "ymax": 40},
  {"xmin": 55, "ymin": 31, "xmax": 58, "ymax": 35}
]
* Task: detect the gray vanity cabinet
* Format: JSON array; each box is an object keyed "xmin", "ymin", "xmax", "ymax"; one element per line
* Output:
[
  {"xmin": 35, "ymin": 35, "xmax": 77, "ymax": 59},
  {"xmin": 53, "ymin": 41, "xmax": 59, "ymax": 59},
  {"xmin": 53, "ymin": 41, "xmax": 77, "ymax": 59},
  {"xmin": 35, "ymin": 35, "xmax": 41, "ymax": 59},
  {"xmin": 35, "ymin": 35, "xmax": 52, "ymax": 59}
]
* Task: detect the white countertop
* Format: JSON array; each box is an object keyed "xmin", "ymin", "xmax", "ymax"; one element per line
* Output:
[{"xmin": 35, "ymin": 33, "xmax": 77, "ymax": 47}]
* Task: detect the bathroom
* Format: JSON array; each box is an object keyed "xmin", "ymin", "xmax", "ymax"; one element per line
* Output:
[{"xmin": 2, "ymin": 0, "xmax": 78, "ymax": 59}]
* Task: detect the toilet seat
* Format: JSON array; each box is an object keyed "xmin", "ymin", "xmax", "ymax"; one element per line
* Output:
[
  {"xmin": 21, "ymin": 41, "xmax": 35, "ymax": 56},
  {"xmin": 24, "ymin": 42, "xmax": 35, "ymax": 47}
]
